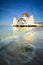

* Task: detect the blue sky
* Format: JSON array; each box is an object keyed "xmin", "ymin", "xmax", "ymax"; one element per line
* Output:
[{"xmin": 0, "ymin": 0, "xmax": 43, "ymax": 24}]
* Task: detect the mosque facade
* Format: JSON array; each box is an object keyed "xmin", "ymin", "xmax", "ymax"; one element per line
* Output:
[{"xmin": 12, "ymin": 13, "xmax": 34, "ymax": 25}]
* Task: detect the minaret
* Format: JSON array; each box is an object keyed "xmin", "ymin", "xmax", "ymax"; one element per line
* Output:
[
  {"xmin": 12, "ymin": 17, "xmax": 17, "ymax": 25},
  {"xmin": 27, "ymin": 15, "xmax": 34, "ymax": 25}
]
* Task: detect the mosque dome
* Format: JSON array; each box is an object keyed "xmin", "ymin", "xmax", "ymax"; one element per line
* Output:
[{"xmin": 22, "ymin": 13, "xmax": 29, "ymax": 17}]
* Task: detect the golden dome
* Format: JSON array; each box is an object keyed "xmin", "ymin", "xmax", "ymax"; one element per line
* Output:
[{"xmin": 22, "ymin": 13, "xmax": 29, "ymax": 17}]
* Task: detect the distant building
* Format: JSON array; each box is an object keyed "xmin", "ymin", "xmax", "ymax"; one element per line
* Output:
[
  {"xmin": 37, "ymin": 22, "xmax": 43, "ymax": 27},
  {"xmin": 12, "ymin": 13, "xmax": 34, "ymax": 25}
]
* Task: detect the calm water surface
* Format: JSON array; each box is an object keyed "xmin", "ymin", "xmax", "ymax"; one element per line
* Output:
[{"xmin": 0, "ymin": 26, "xmax": 43, "ymax": 65}]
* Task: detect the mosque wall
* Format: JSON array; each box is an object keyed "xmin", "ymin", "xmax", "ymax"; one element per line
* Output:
[{"xmin": 12, "ymin": 13, "xmax": 34, "ymax": 25}]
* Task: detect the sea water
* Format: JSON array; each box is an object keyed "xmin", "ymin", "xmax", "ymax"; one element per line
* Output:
[{"xmin": 0, "ymin": 26, "xmax": 43, "ymax": 65}]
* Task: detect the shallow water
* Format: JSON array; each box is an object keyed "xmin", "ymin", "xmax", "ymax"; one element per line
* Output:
[{"xmin": 0, "ymin": 26, "xmax": 43, "ymax": 65}]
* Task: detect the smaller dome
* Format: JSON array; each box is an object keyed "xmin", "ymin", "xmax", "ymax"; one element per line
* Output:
[{"xmin": 22, "ymin": 13, "xmax": 29, "ymax": 17}]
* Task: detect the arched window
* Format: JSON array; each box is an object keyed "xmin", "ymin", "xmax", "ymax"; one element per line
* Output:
[{"xmin": 17, "ymin": 18, "xmax": 26, "ymax": 25}]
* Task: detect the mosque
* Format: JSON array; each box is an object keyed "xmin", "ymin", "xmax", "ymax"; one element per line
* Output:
[{"xmin": 12, "ymin": 13, "xmax": 36, "ymax": 27}]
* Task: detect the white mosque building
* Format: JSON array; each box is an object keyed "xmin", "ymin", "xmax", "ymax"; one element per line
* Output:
[{"xmin": 12, "ymin": 13, "xmax": 35, "ymax": 26}]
